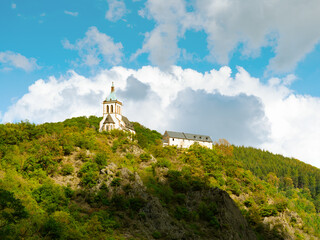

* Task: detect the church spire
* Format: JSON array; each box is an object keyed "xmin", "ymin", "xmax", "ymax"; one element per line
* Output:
[
  {"xmin": 111, "ymin": 82, "xmax": 115, "ymax": 93},
  {"xmin": 106, "ymin": 82, "xmax": 117, "ymax": 101}
]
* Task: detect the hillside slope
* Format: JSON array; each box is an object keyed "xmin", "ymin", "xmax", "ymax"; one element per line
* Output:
[{"xmin": 0, "ymin": 116, "xmax": 319, "ymax": 239}]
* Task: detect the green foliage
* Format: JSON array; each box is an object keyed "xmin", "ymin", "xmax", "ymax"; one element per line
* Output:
[
  {"xmin": 2, "ymin": 117, "xmax": 320, "ymax": 239},
  {"xmin": 132, "ymin": 122, "xmax": 162, "ymax": 149},
  {"xmin": 151, "ymin": 145, "xmax": 177, "ymax": 158},
  {"xmin": 76, "ymin": 150, "xmax": 89, "ymax": 161},
  {"xmin": 95, "ymin": 152, "xmax": 108, "ymax": 168},
  {"xmin": 156, "ymin": 158, "xmax": 172, "ymax": 168},
  {"xmin": 128, "ymin": 197, "xmax": 146, "ymax": 212},
  {"xmin": 110, "ymin": 178, "xmax": 121, "ymax": 187},
  {"xmin": 198, "ymin": 201, "xmax": 219, "ymax": 228},
  {"xmin": 259, "ymin": 205, "xmax": 278, "ymax": 217},
  {"xmin": 174, "ymin": 206, "xmax": 190, "ymax": 220},
  {"xmin": 60, "ymin": 163, "xmax": 74, "ymax": 176},
  {"xmin": 234, "ymin": 146, "xmax": 320, "ymax": 198},
  {"xmin": 78, "ymin": 162, "xmax": 99, "ymax": 188},
  {"xmin": 152, "ymin": 231, "xmax": 162, "ymax": 239},
  {"xmin": 63, "ymin": 115, "xmax": 101, "ymax": 131},
  {"xmin": 32, "ymin": 182, "xmax": 69, "ymax": 213},
  {"xmin": 41, "ymin": 217, "xmax": 63, "ymax": 239},
  {"xmin": 0, "ymin": 189, "xmax": 28, "ymax": 224},
  {"xmin": 226, "ymin": 178, "xmax": 241, "ymax": 196},
  {"xmin": 139, "ymin": 153, "xmax": 151, "ymax": 162}
]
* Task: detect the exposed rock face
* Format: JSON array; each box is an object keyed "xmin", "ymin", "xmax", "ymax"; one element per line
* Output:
[
  {"xmin": 95, "ymin": 163, "xmax": 257, "ymax": 239},
  {"xmin": 134, "ymin": 188, "xmax": 257, "ymax": 240},
  {"xmin": 190, "ymin": 188, "xmax": 257, "ymax": 240}
]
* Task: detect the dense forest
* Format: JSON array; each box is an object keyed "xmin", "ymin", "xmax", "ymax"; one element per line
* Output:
[{"xmin": 0, "ymin": 116, "xmax": 320, "ymax": 239}]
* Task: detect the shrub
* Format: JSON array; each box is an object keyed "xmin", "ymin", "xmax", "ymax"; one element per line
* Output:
[
  {"xmin": 167, "ymin": 170, "xmax": 189, "ymax": 193},
  {"xmin": 244, "ymin": 199, "xmax": 254, "ymax": 208},
  {"xmin": 78, "ymin": 162, "xmax": 99, "ymax": 187},
  {"xmin": 226, "ymin": 178, "xmax": 241, "ymax": 196},
  {"xmin": 32, "ymin": 183, "xmax": 69, "ymax": 213},
  {"xmin": 152, "ymin": 231, "xmax": 162, "ymax": 239},
  {"xmin": 95, "ymin": 152, "xmax": 108, "ymax": 168},
  {"xmin": 76, "ymin": 150, "xmax": 89, "ymax": 161},
  {"xmin": 112, "ymin": 140, "xmax": 120, "ymax": 152},
  {"xmin": 198, "ymin": 201, "xmax": 219, "ymax": 226},
  {"xmin": 275, "ymin": 201, "xmax": 288, "ymax": 212},
  {"xmin": 125, "ymin": 153, "xmax": 134, "ymax": 160},
  {"xmin": 111, "ymin": 195, "xmax": 127, "ymax": 210},
  {"xmin": 0, "ymin": 189, "xmax": 28, "ymax": 224},
  {"xmin": 111, "ymin": 177, "xmax": 121, "ymax": 187},
  {"xmin": 140, "ymin": 153, "xmax": 151, "ymax": 162},
  {"xmin": 174, "ymin": 193, "xmax": 186, "ymax": 204},
  {"xmin": 41, "ymin": 217, "xmax": 63, "ymax": 239},
  {"xmin": 259, "ymin": 205, "xmax": 278, "ymax": 217},
  {"xmin": 60, "ymin": 163, "xmax": 74, "ymax": 176},
  {"xmin": 174, "ymin": 206, "xmax": 190, "ymax": 220},
  {"xmin": 128, "ymin": 197, "xmax": 146, "ymax": 212},
  {"xmin": 156, "ymin": 158, "xmax": 171, "ymax": 168},
  {"xmin": 62, "ymin": 144, "xmax": 73, "ymax": 155}
]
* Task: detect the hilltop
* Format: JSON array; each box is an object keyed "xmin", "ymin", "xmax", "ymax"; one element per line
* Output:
[{"xmin": 1, "ymin": 116, "xmax": 320, "ymax": 239}]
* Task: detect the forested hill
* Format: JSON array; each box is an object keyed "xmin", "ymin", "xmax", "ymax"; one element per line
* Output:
[
  {"xmin": 234, "ymin": 146, "xmax": 320, "ymax": 203},
  {"xmin": 1, "ymin": 116, "xmax": 320, "ymax": 239}
]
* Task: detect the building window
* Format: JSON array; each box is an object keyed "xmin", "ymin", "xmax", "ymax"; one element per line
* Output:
[
  {"xmin": 111, "ymin": 105, "xmax": 113, "ymax": 113},
  {"xmin": 173, "ymin": 138, "xmax": 174, "ymax": 141},
  {"xmin": 107, "ymin": 105, "xmax": 109, "ymax": 113}
]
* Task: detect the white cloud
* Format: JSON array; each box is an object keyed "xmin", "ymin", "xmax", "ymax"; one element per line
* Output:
[
  {"xmin": 62, "ymin": 26, "xmax": 123, "ymax": 67},
  {"xmin": 138, "ymin": 0, "xmax": 320, "ymax": 72},
  {"xmin": 0, "ymin": 51, "xmax": 39, "ymax": 72},
  {"xmin": 133, "ymin": 0, "xmax": 199, "ymax": 69},
  {"xmin": 11, "ymin": 3, "xmax": 16, "ymax": 9},
  {"xmin": 106, "ymin": 0, "xmax": 126, "ymax": 22},
  {"xmin": 2, "ymin": 71, "xmax": 105, "ymax": 124},
  {"xmin": 64, "ymin": 10, "xmax": 78, "ymax": 17},
  {"xmin": 3, "ymin": 65, "xmax": 320, "ymax": 167}
]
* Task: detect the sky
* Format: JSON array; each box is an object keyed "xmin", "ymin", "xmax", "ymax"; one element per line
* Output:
[{"xmin": 1, "ymin": 0, "xmax": 320, "ymax": 167}]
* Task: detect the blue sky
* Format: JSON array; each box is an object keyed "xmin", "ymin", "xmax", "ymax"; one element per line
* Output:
[{"xmin": 1, "ymin": 0, "xmax": 320, "ymax": 167}]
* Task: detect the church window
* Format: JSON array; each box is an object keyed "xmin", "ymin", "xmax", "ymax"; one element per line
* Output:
[
  {"xmin": 111, "ymin": 105, "xmax": 113, "ymax": 113},
  {"xmin": 107, "ymin": 105, "xmax": 109, "ymax": 113}
]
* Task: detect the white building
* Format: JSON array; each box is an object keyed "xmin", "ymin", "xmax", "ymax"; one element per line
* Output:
[
  {"xmin": 99, "ymin": 83, "xmax": 135, "ymax": 134},
  {"xmin": 162, "ymin": 131, "xmax": 213, "ymax": 149}
]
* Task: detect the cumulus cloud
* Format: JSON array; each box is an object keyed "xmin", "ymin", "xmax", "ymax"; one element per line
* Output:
[
  {"xmin": 64, "ymin": 10, "xmax": 78, "ymax": 17},
  {"xmin": 2, "ymin": 66, "xmax": 320, "ymax": 168},
  {"xmin": 170, "ymin": 89, "xmax": 270, "ymax": 146},
  {"xmin": 138, "ymin": 0, "xmax": 320, "ymax": 72},
  {"xmin": 63, "ymin": 26, "xmax": 123, "ymax": 67},
  {"xmin": 117, "ymin": 76, "xmax": 151, "ymax": 101},
  {"xmin": 2, "ymin": 71, "xmax": 105, "ymax": 123},
  {"xmin": 106, "ymin": 0, "xmax": 126, "ymax": 22},
  {"xmin": 0, "ymin": 51, "xmax": 39, "ymax": 72},
  {"xmin": 133, "ymin": 0, "xmax": 199, "ymax": 69}
]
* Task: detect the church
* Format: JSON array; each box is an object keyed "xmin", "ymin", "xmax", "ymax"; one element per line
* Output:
[{"xmin": 99, "ymin": 83, "xmax": 135, "ymax": 134}]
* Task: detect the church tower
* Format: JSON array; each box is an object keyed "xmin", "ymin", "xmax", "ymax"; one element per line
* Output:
[{"xmin": 99, "ymin": 82, "xmax": 135, "ymax": 133}]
